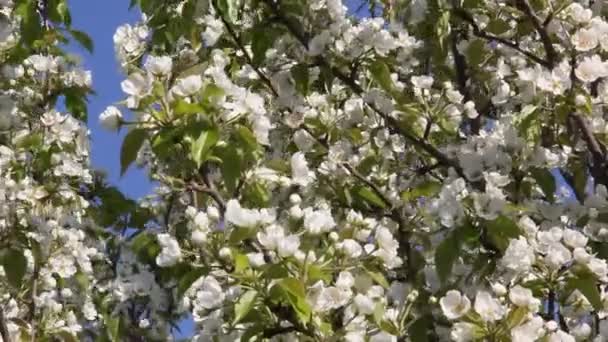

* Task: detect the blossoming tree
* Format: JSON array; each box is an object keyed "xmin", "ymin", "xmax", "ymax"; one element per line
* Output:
[{"xmin": 6, "ymin": 0, "xmax": 608, "ymax": 340}]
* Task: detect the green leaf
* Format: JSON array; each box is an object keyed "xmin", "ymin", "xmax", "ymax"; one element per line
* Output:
[
  {"xmin": 229, "ymin": 226, "xmax": 256, "ymax": 243},
  {"xmin": 366, "ymin": 270, "xmax": 389, "ymax": 289},
  {"xmin": 278, "ymin": 278, "xmax": 311, "ymax": 324},
  {"xmin": 486, "ymin": 19, "xmax": 510, "ymax": 35},
  {"xmin": 120, "ymin": 129, "xmax": 147, "ymax": 176},
  {"xmin": 16, "ymin": 0, "xmax": 42, "ymax": 45},
  {"xmin": 233, "ymin": 290, "xmax": 258, "ymax": 324},
  {"xmin": 215, "ymin": 0, "xmax": 238, "ymax": 22},
  {"xmin": 216, "ymin": 146, "xmax": 242, "ymax": 194},
  {"xmin": 263, "ymin": 264, "xmax": 289, "ymax": 279},
  {"xmin": 251, "ymin": 25, "xmax": 277, "ymax": 65},
  {"xmin": 435, "ymin": 221, "xmax": 478, "ymax": 283},
  {"xmin": 368, "ymin": 60, "xmax": 393, "ymax": 92},
  {"xmin": 530, "ymin": 168, "xmax": 556, "ymax": 202},
  {"xmin": 401, "ymin": 181, "xmax": 442, "ymax": 202},
  {"xmin": 48, "ymin": 0, "xmax": 71, "ymax": 26},
  {"xmin": 70, "ymin": 29, "xmax": 94, "ymax": 53},
  {"xmin": 567, "ymin": 273, "xmax": 603, "ymax": 311},
  {"xmin": 435, "ymin": 233, "xmax": 459, "ymax": 284},
  {"xmin": 291, "ymin": 63, "xmax": 309, "ymax": 95},
  {"xmin": 173, "ymin": 99, "xmax": 204, "ymax": 116},
  {"xmin": 234, "ymin": 253, "xmax": 249, "ymax": 273},
  {"xmin": 103, "ymin": 312, "xmax": 121, "ymax": 342},
  {"xmin": 235, "ymin": 125, "xmax": 259, "ymax": 150},
  {"xmin": 65, "ymin": 90, "xmax": 88, "ymax": 121},
  {"xmin": 191, "ymin": 128, "xmax": 219, "ymax": 168},
  {"xmin": 354, "ymin": 185, "xmax": 387, "ymax": 208},
  {"xmin": 505, "ymin": 307, "xmax": 528, "ymax": 329},
  {"xmin": 1, "ymin": 249, "xmax": 27, "ymax": 289},
  {"xmin": 408, "ymin": 317, "xmax": 430, "ymax": 342},
  {"xmin": 485, "ymin": 215, "xmax": 522, "ymax": 252},
  {"xmin": 130, "ymin": 232, "xmax": 161, "ymax": 265},
  {"xmin": 466, "ymin": 39, "xmax": 487, "ymax": 66},
  {"xmin": 373, "ymin": 302, "xmax": 385, "ymax": 326}
]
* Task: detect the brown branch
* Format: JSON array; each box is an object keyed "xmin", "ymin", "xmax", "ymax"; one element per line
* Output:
[
  {"xmin": 515, "ymin": 0, "xmax": 558, "ymax": 67},
  {"xmin": 188, "ymin": 179, "xmax": 226, "ymax": 213},
  {"xmin": 570, "ymin": 113, "xmax": 608, "ymax": 186},
  {"xmin": 214, "ymin": 2, "xmax": 279, "ymax": 98},
  {"xmin": 452, "ymin": 8, "xmax": 551, "ymax": 68},
  {"xmin": 0, "ymin": 306, "xmax": 11, "ymax": 342}
]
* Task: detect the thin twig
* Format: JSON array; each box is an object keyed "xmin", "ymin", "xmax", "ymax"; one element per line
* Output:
[
  {"xmin": 452, "ymin": 8, "xmax": 551, "ymax": 68},
  {"xmin": 515, "ymin": 0, "xmax": 558, "ymax": 67},
  {"xmin": 214, "ymin": 2, "xmax": 279, "ymax": 98}
]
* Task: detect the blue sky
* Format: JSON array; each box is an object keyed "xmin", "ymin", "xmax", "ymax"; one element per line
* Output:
[{"xmin": 68, "ymin": 0, "xmax": 150, "ymax": 199}]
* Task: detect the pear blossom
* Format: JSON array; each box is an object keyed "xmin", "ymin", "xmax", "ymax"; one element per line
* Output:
[{"xmin": 98, "ymin": 106, "xmax": 122, "ymax": 131}]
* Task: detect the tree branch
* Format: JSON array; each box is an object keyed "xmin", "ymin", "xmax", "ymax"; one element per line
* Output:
[
  {"xmin": 452, "ymin": 8, "xmax": 551, "ymax": 68},
  {"xmin": 214, "ymin": 2, "xmax": 279, "ymax": 98},
  {"xmin": 570, "ymin": 113, "xmax": 608, "ymax": 186},
  {"xmin": 514, "ymin": 0, "xmax": 558, "ymax": 67}
]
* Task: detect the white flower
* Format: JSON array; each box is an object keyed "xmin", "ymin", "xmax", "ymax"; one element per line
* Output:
[
  {"xmin": 587, "ymin": 257, "xmax": 608, "ymax": 279},
  {"xmin": 562, "ymin": 229, "xmax": 588, "ymax": 248},
  {"xmin": 303, "ymin": 207, "xmax": 336, "ymax": 234},
  {"xmin": 411, "ymin": 75, "xmax": 433, "ymax": 89},
  {"xmin": 575, "ymin": 55, "xmax": 608, "ymax": 83},
  {"xmin": 545, "ymin": 243, "xmax": 571, "ymax": 269},
  {"xmin": 225, "ymin": 199, "xmax": 275, "ymax": 227},
  {"xmin": 201, "ymin": 15, "xmax": 223, "ymax": 46},
  {"xmin": 27, "ymin": 55, "xmax": 59, "ymax": 73},
  {"xmin": 291, "ymin": 152, "xmax": 315, "ymax": 186},
  {"xmin": 194, "ymin": 276, "xmax": 225, "ymax": 309},
  {"xmin": 309, "ymin": 30, "xmax": 331, "ymax": 56},
  {"xmin": 464, "ymin": 101, "xmax": 479, "ymax": 119},
  {"xmin": 314, "ymin": 286, "xmax": 351, "ymax": 311},
  {"xmin": 339, "ymin": 239, "xmax": 363, "ymax": 258},
  {"xmin": 190, "ymin": 230, "xmax": 207, "ymax": 246},
  {"xmin": 369, "ymin": 331, "xmax": 396, "ymax": 342},
  {"xmin": 566, "ymin": 3, "xmax": 592, "ymax": 23},
  {"xmin": 251, "ymin": 114, "xmax": 272, "ymax": 145},
  {"xmin": 98, "ymin": 106, "xmax": 122, "ymax": 131},
  {"xmin": 121, "ymin": 73, "xmax": 151, "ymax": 108},
  {"xmin": 144, "ymin": 55, "xmax": 173, "ymax": 76},
  {"xmin": 548, "ymin": 331, "xmax": 575, "ymax": 342},
  {"xmin": 502, "ymin": 237, "xmax": 535, "ymax": 273},
  {"xmin": 155, "ymin": 233, "xmax": 182, "ymax": 267},
  {"xmin": 450, "ymin": 322, "xmax": 477, "ymax": 342},
  {"xmin": 491, "ymin": 81, "xmax": 510, "ymax": 105},
  {"xmin": 440, "ymin": 290, "xmax": 471, "ymax": 319},
  {"xmin": 572, "ymin": 28, "xmax": 598, "ymax": 51},
  {"xmin": 247, "ymin": 253, "xmax": 266, "ymax": 267},
  {"xmin": 509, "ymin": 285, "xmax": 540, "ymax": 310},
  {"xmin": 511, "ymin": 316, "xmax": 545, "ymax": 341},
  {"xmin": 336, "ymin": 271, "xmax": 355, "ymax": 289},
  {"xmin": 474, "ymin": 291, "xmax": 504, "ymax": 322},
  {"xmin": 277, "ymin": 234, "xmax": 300, "ymax": 257},
  {"xmin": 354, "ymin": 294, "xmax": 375, "ymax": 314},
  {"xmin": 172, "ymin": 75, "xmax": 203, "ymax": 97}
]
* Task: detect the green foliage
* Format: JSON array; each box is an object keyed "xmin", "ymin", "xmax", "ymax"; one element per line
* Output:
[
  {"xmin": 1, "ymin": 249, "xmax": 27, "ymax": 289},
  {"xmin": 120, "ymin": 128, "xmax": 147, "ymax": 176}
]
